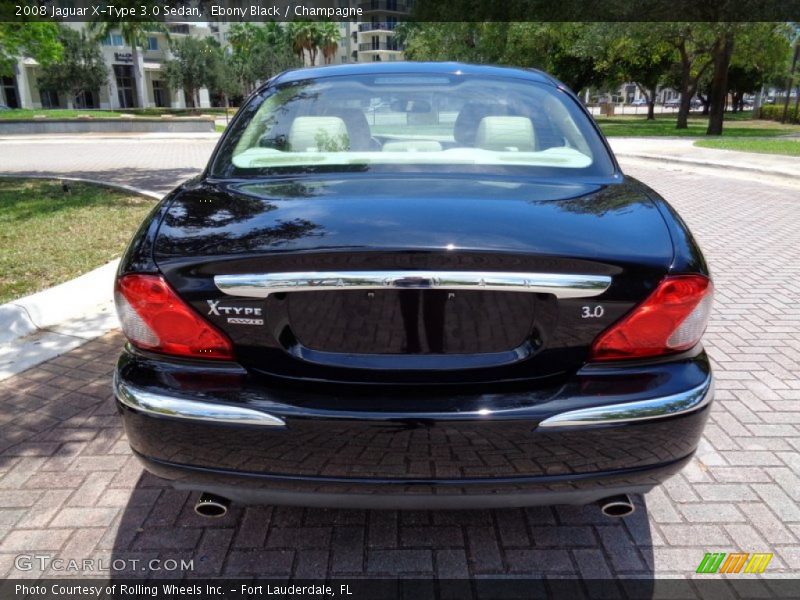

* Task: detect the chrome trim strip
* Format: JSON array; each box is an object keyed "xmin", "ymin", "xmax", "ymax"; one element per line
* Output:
[
  {"xmin": 537, "ymin": 376, "xmax": 713, "ymax": 428},
  {"xmin": 114, "ymin": 376, "xmax": 285, "ymax": 427},
  {"xmin": 215, "ymin": 271, "xmax": 612, "ymax": 299}
]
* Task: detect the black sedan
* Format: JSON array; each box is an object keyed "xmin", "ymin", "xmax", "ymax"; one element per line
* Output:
[{"xmin": 113, "ymin": 62, "xmax": 713, "ymax": 517}]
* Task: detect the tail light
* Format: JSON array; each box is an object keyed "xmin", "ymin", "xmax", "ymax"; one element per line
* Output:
[
  {"xmin": 589, "ymin": 274, "xmax": 713, "ymax": 361},
  {"xmin": 115, "ymin": 274, "xmax": 234, "ymax": 360}
]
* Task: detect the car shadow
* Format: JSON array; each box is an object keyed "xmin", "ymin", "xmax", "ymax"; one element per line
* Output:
[
  {"xmin": 108, "ymin": 471, "xmax": 655, "ymax": 587},
  {"xmin": 5, "ymin": 168, "xmax": 201, "ymax": 195}
]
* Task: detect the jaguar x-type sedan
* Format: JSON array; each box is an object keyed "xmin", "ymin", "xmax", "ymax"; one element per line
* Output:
[{"xmin": 114, "ymin": 62, "xmax": 713, "ymax": 517}]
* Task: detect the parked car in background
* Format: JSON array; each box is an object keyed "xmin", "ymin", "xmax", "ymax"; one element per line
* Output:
[
  {"xmin": 664, "ymin": 98, "xmax": 681, "ymax": 108},
  {"xmin": 113, "ymin": 62, "xmax": 714, "ymax": 517},
  {"xmin": 630, "ymin": 98, "xmax": 648, "ymax": 106}
]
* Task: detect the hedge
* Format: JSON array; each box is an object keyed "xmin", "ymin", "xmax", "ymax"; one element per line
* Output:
[{"xmin": 758, "ymin": 104, "xmax": 800, "ymax": 124}]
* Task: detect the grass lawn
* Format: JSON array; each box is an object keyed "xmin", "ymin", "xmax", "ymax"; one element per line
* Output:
[
  {"xmin": 0, "ymin": 178, "xmax": 156, "ymax": 303},
  {"xmin": 694, "ymin": 138, "xmax": 800, "ymax": 156},
  {"xmin": 596, "ymin": 114, "xmax": 800, "ymax": 138}
]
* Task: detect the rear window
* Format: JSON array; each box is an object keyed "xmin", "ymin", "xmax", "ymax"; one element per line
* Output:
[{"xmin": 211, "ymin": 72, "xmax": 615, "ymax": 178}]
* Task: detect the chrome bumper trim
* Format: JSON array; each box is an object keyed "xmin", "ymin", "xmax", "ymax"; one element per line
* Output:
[
  {"xmin": 114, "ymin": 376, "xmax": 286, "ymax": 427},
  {"xmin": 215, "ymin": 270, "xmax": 612, "ymax": 299},
  {"xmin": 537, "ymin": 375, "xmax": 713, "ymax": 428}
]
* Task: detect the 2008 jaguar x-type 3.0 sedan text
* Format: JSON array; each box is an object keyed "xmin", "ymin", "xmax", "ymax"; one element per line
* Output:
[{"xmin": 113, "ymin": 63, "xmax": 713, "ymax": 517}]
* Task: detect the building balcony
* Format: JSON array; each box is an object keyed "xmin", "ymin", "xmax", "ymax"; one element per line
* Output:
[
  {"xmin": 358, "ymin": 42, "xmax": 402, "ymax": 52},
  {"xmin": 358, "ymin": 22, "xmax": 398, "ymax": 33},
  {"xmin": 358, "ymin": 1, "xmax": 411, "ymax": 14}
]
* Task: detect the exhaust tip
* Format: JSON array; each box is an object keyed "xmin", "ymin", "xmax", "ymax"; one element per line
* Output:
[
  {"xmin": 195, "ymin": 492, "xmax": 230, "ymax": 518},
  {"xmin": 599, "ymin": 494, "xmax": 635, "ymax": 518}
]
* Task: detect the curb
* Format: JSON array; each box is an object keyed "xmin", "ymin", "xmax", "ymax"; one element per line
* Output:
[
  {"xmin": 615, "ymin": 152, "xmax": 800, "ymax": 184},
  {"xmin": 0, "ymin": 177, "xmax": 161, "ymax": 380},
  {"xmin": 0, "ymin": 132, "xmax": 221, "ymax": 142}
]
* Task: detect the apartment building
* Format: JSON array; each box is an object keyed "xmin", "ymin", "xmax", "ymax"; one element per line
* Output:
[{"xmin": 354, "ymin": 0, "xmax": 409, "ymax": 63}]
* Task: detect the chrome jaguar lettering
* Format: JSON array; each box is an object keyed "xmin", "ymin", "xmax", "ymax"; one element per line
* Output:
[{"xmin": 207, "ymin": 300, "xmax": 261, "ymax": 317}]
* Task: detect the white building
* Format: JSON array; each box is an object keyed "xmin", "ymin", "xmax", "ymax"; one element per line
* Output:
[
  {"xmin": 1, "ymin": 4, "xmax": 413, "ymax": 111},
  {"xmin": 3, "ymin": 22, "xmax": 213, "ymax": 110}
]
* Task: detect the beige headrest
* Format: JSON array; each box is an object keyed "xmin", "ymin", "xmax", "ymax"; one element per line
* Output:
[
  {"xmin": 288, "ymin": 116, "xmax": 349, "ymax": 152},
  {"xmin": 475, "ymin": 116, "xmax": 535, "ymax": 152}
]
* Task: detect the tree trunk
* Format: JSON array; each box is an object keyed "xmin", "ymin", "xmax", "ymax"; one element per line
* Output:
[
  {"xmin": 677, "ymin": 85, "xmax": 694, "ymax": 129},
  {"xmin": 707, "ymin": 31, "xmax": 735, "ymax": 136},
  {"xmin": 131, "ymin": 43, "xmax": 143, "ymax": 109},
  {"xmin": 753, "ymin": 85, "xmax": 764, "ymax": 118},
  {"xmin": 699, "ymin": 93, "xmax": 710, "ymax": 115},
  {"xmin": 781, "ymin": 43, "xmax": 799, "ymax": 123},
  {"xmin": 635, "ymin": 83, "xmax": 657, "ymax": 121},
  {"xmin": 676, "ymin": 44, "xmax": 692, "ymax": 129}
]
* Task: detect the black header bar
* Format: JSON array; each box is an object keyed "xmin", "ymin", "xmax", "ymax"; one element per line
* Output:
[{"xmin": 2, "ymin": 0, "xmax": 800, "ymax": 23}]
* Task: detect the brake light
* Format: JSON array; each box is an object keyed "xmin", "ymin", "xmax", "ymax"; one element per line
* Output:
[
  {"xmin": 115, "ymin": 274, "xmax": 234, "ymax": 360},
  {"xmin": 589, "ymin": 275, "xmax": 713, "ymax": 361}
]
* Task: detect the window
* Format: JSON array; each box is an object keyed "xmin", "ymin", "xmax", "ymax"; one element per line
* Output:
[
  {"xmin": 74, "ymin": 90, "xmax": 97, "ymax": 109},
  {"xmin": 147, "ymin": 37, "xmax": 158, "ymax": 51},
  {"xmin": 39, "ymin": 88, "xmax": 59, "ymax": 109},
  {"xmin": 102, "ymin": 33, "xmax": 124, "ymax": 46},
  {"xmin": 114, "ymin": 65, "xmax": 135, "ymax": 108},
  {"xmin": 152, "ymin": 79, "xmax": 169, "ymax": 108},
  {"xmin": 212, "ymin": 73, "xmax": 614, "ymax": 179}
]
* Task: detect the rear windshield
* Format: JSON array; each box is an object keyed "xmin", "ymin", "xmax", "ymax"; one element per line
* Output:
[{"xmin": 211, "ymin": 72, "xmax": 615, "ymax": 178}]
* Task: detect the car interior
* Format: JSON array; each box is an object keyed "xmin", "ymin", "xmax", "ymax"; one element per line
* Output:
[{"xmin": 230, "ymin": 77, "xmax": 595, "ymax": 169}]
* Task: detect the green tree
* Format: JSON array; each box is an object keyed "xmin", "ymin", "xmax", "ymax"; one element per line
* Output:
[
  {"xmin": 648, "ymin": 24, "xmax": 718, "ymax": 129},
  {"xmin": 0, "ymin": 22, "xmax": 62, "ymax": 77},
  {"xmin": 728, "ymin": 23, "xmax": 793, "ymax": 113},
  {"xmin": 585, "ymin": 23, "xmax": 675, "ymax": 120},
  {"xmin": 319, "ymin": 22, "xmax": 340, "ymax": 65},
  {"xmin": 705, "ymin": 23, "xmax": 791, "ymax": 134},
  {"xmin": 288, "ymin": 21, "xmax": 320, "ymax": 64},
  {"xmin": 403, "ymin": 22, "xmax": 507, "ymax": 64},
  {"xmin": 88, "ymin": 12, "xmax": 168, "ymax": 108},
  {"xmin": 402, "ymin": 22, "xmax": 606, "ymax": 94},
  {"xmin": 225, "ymin": 22, "xmax": 298, "ymax": 97},
  {"xmin": 164, "ymin": 37, "xmax": 223, "ymax": 109},
  {"xmin": 38, "ymin": 27, "xmax": 108, "ymax": 109}
]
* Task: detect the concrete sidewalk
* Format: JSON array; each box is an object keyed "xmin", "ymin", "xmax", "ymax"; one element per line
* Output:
[{"xmin": 609, "ymin": 137, "xmax": 800, "ymax": 187}]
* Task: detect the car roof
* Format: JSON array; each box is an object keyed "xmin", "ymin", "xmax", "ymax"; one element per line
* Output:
[{"xmin": 268, "ymin": 62, "xmax": 563, "ymax": 89}]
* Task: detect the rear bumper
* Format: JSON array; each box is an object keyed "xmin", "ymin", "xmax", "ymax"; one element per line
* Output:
[
  {"xmin": 135, "ymin": 450, "xmax": 691, "ymax": 510},
  {"xmin": 114, "ymin": 346, "xmax": 713, "ymax": 508}
]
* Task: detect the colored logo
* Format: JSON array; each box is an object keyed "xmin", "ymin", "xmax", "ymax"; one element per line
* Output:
[{"xmin": 696, "ymin": 552, "xmax": 773, "ymax": 574}]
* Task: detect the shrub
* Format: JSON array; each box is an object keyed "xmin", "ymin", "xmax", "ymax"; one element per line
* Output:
[{"xmin": 758, "ymin": 104, "xmax": 800, "ymax": 124}]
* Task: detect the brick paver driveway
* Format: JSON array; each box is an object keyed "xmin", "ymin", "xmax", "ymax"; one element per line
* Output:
[{"xmin": 0, "ymin": 138, "xmax": 799, "ymax": 580}]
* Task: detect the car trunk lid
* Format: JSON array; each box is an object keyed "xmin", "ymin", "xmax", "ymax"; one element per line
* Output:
[{"xmin": 153, "ymin": 176, "xmax": 673, "ymax": 385}]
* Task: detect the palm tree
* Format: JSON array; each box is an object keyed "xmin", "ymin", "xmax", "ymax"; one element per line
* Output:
[
  {"xmin": 319, "ymin": 22, "xmax": 340, "ymax": 65},
  {"xmin": 89, "ymin": 20, "xmax": 168, "ymax": 108},
  {"xmin": 288, "ymin": 21, "xmax": 319, "ymax": 65}
]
